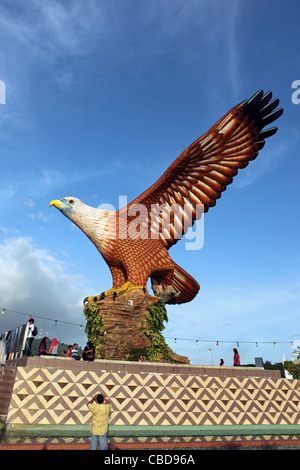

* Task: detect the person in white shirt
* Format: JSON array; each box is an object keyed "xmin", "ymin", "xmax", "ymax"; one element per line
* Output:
[
  {"xmin": 72, "ymin": 343, "xmax": 81, "ymax": 360},
  {"xmin": 24, "ymin": 318, "xmax": 35, "ymax": 356}
]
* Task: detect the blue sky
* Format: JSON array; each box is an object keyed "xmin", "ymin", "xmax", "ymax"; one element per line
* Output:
[{"xmin": 0, "ymin": 0, "xmax": 299, "ymax": 366}]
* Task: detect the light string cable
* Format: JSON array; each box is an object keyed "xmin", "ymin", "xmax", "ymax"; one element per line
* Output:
[
  {"xmin": 1, "ymin": 306, "xmax": 295, "ymax": 346},
  {"xmin": 1, "ymin": 306, "xmax": 83, "ymax": 329},
  {"xmin": 165, "ymin": 337, "xmax": 295, "ymax": 347}
]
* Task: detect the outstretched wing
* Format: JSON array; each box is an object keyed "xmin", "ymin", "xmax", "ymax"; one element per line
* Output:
[{"xmin": 127, "ymin": 90, "xmax": 283, "ymax": 248}]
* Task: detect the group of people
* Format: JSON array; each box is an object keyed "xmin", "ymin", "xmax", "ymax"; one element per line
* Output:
[
  {"xmin": 37, "ymin": 338, "xmax": 95, "ymax": 361},
  {"xmin": 219, "ymin": 348, "xmax": 241, "ymax": 367},
  {"xmin": 37, "ymin": 336, "xmax": 58, "ymax": 356},
  {"xmin": 63, "ymin": 342, "xmax": 95, "ymax": 361},
  {"xmin": 24, "ymin": 318, "xmax": 95, "ymax": 361}
]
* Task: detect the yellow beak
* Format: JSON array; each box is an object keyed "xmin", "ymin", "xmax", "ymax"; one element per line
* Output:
[{"xmin": 50, "ymin": 199, "xmax": 67, "ymax": 209}]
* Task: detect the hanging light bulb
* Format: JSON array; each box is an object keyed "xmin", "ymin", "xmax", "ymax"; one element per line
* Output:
[
  {"xmin": 1, "ymin": 309, "xmax": 5, "ymax": 315},
  {"xmin": 196, "ymin": 340, "xmax": 198, "ymax": 346},
  {"xmin": 237, "ymin": 342, "xmax": 239, "ymax": 347},
  {"xmin": 80, "ymin": 325, "xmax": 82, "ymax": 330},
  {"xmin": 216, "ymin": 341, "xmax": 219, "ymax": 346},
  {"xmin": 256, "ymin": 342, "xmax": 258, "ymax": 347},
  {"xmin": 54, "ymin": 320, "xmax": 57, "ymax": 326},
  {"xmin": 175, "ymin": 338, "xmax": 177, "ymax": 344},
  {"xmin": 273, "ymin": 342, "xmax": 276, "ymax": 347}
]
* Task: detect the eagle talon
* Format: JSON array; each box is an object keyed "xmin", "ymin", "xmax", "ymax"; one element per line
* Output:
[
  {"xmin": 83, "ymin": 294, "xmax": 104, "ymax": 304},
  {"xmin": 84, "ymin": 282, "xmax": 146, "ymax": 304}
]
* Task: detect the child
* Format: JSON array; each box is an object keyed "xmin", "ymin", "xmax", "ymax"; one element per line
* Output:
[
  {"xmin": 72, "ymin": 343, "xmax": 80, "ymax": 360},
  {"xmin": 66, "ymin": 345, "xmax": 73, "ymax": 357}
]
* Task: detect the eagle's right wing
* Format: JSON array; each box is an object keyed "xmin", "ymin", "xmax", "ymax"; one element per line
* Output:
[{"xmin": 127, "ymin": 90, "xmax": 283, "ymax": 248}]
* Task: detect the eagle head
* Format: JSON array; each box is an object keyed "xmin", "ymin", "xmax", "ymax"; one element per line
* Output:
[
  {"xmin": 50, "ymin": 197, "xmax": 81, "ymax": 220},
  {"xmin": 50, "ymin": 196, "xmax": 110, "ymax": 243}
]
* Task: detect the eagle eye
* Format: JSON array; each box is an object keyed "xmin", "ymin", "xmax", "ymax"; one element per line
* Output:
[{"xmin": 69, "ymin": 199, "xmax": 74, "ymax": 205}]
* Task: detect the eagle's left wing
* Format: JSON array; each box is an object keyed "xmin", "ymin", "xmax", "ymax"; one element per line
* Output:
[{"xmin": 126, "ymin": 90, "xmax": 283, "ymax": 248}]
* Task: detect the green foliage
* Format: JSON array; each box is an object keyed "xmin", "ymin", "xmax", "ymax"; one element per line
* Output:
[
  {"xmin": 126, "ymin": 297, "xmax": 175, "ymax": 363},
  {"xmin": 125, "ymin": 347, "xmax": 149, "ymax": 362},
  {"xmin": 263, "ymin": 360, "xmax": 285, "ymax": 378},
  {"xmin": 283, "ymin": 361, "xmax": 300, "ymax": 380},
  {"xmin": 147, "ymin": 298, "xmax": 168, "ymax": 331},
  {"xmin": 83, "ymin": 303, "xmax": 105, "ymax": 358}
]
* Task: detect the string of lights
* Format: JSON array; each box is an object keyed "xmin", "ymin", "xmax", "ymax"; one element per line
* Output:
[
  {"xmin": 1, "ymin": 307, "xmax": 83, "ymax": 329},
  {"xmin": 165, "ymin": 337, "xmax": 295, "ymax": 347},
  {"xmin": 1, "ymin": 306, "xmax": 294, "ymax": 347}
]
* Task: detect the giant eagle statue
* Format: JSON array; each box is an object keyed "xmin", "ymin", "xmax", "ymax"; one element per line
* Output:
[{"xmin": 50, "ymin": 90, "xmax": 283, "ymax": 305}]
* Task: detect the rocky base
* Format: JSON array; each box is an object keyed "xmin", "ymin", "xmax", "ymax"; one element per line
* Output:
[{"xmin": 85, "ymin": 289, "xmax": 189, "ymax": 364}]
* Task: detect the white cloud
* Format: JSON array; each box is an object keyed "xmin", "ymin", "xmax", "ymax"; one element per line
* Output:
[
  {"xmin": 0, "ymin": 183, "xmax": 16, "ymax": 203},
  {"xmin": 28, "ymin": 212, "xmax": 54, "ymax": 223},
  {"xmin": 0, "ymin": 237, "xmax": 89, "ymax": 346},
  {"xmin": 0, "ymin": 0, "xmax": 104, "ymax": 58},
  {"xmin": 23, "ymin": 198, "xmax": 36, "ymax": 208},
  {"xmin": 0, "ymin": 0, "xmax": 105, "ymax": 117}
]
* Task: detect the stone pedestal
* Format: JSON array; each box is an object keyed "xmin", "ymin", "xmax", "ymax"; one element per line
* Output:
[
  {"xmin": 86, "ymin": 289, "xmax": 189, "ymax": 364},
  {"xmin": 95, "ymin": 289, "xmax": 154, "ymax": 360},
  {"xmin": 3, "ymin": 357, "xmax": 300, "ymax": 432}
]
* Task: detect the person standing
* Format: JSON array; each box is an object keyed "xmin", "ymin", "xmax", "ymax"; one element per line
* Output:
[
  {"xmin": 88, "ymin": 393, "xmax": 112, "ymax": 450},
  {"xmin": 38, "ymin": 337, "xmax": 50, "ymax": 356},
  {"xmin": 49, "ymin": 338, "xmax": 58, "ymax": 356},
  {"xmin": 233, "ymin": 348, "xmax": 240, "ymax": 366},
  {"xmin": 24, "ymin": 318, "xmax": 35, "ymax": 356}
]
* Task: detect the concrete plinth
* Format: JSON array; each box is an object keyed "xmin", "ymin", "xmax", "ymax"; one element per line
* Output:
[{"xmin": 1, "ymin": 356, "xmax": 300, "ymax": 440}]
